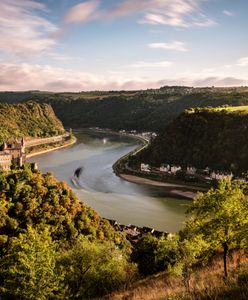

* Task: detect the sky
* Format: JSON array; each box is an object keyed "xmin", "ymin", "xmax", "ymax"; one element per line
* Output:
[{"xmin": 0, "ymin": 0, "xmax": 248, "ymax": 91}]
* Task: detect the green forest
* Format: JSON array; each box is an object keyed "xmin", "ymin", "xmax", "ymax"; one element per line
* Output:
[
  {"xmin": 0, "ymin": 87, "xmax": 247, "ymax": 298},
  {"xmin": 0, "ymin": 167, "xmax": 247, "ymax": 299},
  {"xmin": 1, "ymin": 86, "xmax": 248, "ymax": 132},
  {"xmin": 0, "ymin": 102, "xmax": 65, "ymax": 142},
  {"xmin": 137, "ymin": 106, "xmax": 248, "ymax": 174}
]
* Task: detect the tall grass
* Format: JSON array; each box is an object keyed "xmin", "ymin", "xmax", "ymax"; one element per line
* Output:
[{"xmin": 99, "ymin": 251, "xmax": 248, "ymax": 300}]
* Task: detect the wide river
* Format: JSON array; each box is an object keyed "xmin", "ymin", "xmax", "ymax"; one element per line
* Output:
[{"xmin": 28, "ymin": 130, "xmax": 190, "ymax": 232}]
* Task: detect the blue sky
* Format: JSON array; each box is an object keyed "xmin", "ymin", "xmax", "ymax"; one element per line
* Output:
[{"xmin": 0, "ymin": 0, "xmax": 248, "ymax": 91}]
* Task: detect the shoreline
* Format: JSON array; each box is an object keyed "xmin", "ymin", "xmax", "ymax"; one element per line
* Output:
[
  {"xmin": 26, "ymin": 137, "xmax": 77, "ymax": 159},
  {"xmin": 108, "ymin": 130, "xmax": 207, "ymax": 199},
  {"xmin": 119, "ymin": 173, "xmax": 207, "ymax": 199}
]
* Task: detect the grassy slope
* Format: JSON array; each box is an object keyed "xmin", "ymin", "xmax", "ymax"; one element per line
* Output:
[
  {"xmin": 0, "ymin": 102, "xmax": 65, "ymax": 142},
  {"xmin": 101, "ymin": 251, "xmax": 248, "ymax": 300}
]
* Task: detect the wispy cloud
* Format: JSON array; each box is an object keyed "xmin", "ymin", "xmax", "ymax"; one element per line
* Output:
[
  {"xmin": 237, "ymin": 57, "xmax": 248, "ymax": 67},
  {"xmin": 223, "ymin": 10, "xmax": 234, "ymax": 17},
  {"xmin": 0, "ymin": 0, "xmax": 58, "ymax": 57},
  {"xmin": 148, "ymin": 41, "xmax": 188, "ymax": 52},
  {"xmin": 130, "ymin": 61, "xmax": 173, "ymax": 68},
  {"xmin": 65, "ymin": 0, "xmax": 216, "ymax": 28},
  {"xmin": 64, "ymin": 0, "xmax": 100, "ymax": 24},
  {"xmin": 0, "ymin": 63, "xmax": 247, "ymax": 92}
]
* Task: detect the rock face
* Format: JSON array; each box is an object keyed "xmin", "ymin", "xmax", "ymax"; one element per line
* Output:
[
  {"xmin": 0, "ymin": 102, "xmax": 65, "ymax": 142},
  {"xmin": 138, "ymin": 107, "xmax": 248, "ymax": 174}
]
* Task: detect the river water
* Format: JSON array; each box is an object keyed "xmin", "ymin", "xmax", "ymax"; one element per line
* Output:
[{"xmin": 28, "ymin": 130, "xmax": 190, "ymax": 232}]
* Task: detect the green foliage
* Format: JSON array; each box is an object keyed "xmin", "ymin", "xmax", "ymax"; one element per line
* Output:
[
  {"xmin": 0, "ymin": 167, "xmax": 128, "ymax": 249},
  {"xmin": 139, "ymin": 108, "xmax": 248, "ymax": 174},
  {"xmin": 0, "ymin": 226, "xmax": 135, "ymax": 300},
  {"xmin": 0, "ymin": 226, "xmax": 60, "ymax": 300},
  {"xmin": 58, "ymin": 237, "xmax": 136, "ymax": 299},
  {"xmin": 131, "ymin": 234, "xmax": 180, "ymax": 275},
  {"xmin": 1, "ymin": 87, "xmax": 248, "ymax": 133},
  {"xmin": 0, "ymin": 168, "xmax": 134, "ymax": 298},
  {"xmin": 185, "ymin": 179, "xmax": 248, "ymax": 277},
  {"xmin": 0, "ymin": 102, "xmax": 64, "ymax": 142},
  {"xmin": 168, "ymin": 235, "xmax": 210, "ymax": 291}
]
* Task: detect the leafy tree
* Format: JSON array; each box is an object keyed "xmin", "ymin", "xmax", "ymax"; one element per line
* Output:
[
  {"xmin": 0, "ymin": 167, "xmax": 127, "ymax": 249},
  {"xmin": 168, "ymin": 235, "xmax": 209, "ymax": 291},
  {"xmin": 58, "ymin": 237, "xmax": 136, "ymax": 299},
  {"xmin": 131, "ymin": 234, "xmax": 179, "ymax": 275},
  {"xmin": 186, "ymin": 179, "xmax": 248, "ymax": 277},
  {"xmin": 0, "ymin": 226, "xmax": 61, "ymax": 300}
]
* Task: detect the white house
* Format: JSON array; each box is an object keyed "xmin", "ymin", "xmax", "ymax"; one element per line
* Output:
[
  {"xmin": 210, "ymin": 171, "xmax": 233, "ymax": 180},
  {"xmin": 160, "ymin": 164, "xmax": 170, "ymax": 173},
  {"xmin": 171, "ymin": 165, "xmax": 182, "ymax": 174},
  {"xmin": 141, "ymin": 163, "xmax": 150, "ymax": 172}
]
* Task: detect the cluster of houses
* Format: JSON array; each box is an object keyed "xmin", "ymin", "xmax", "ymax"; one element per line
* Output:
[
  {"xmin": 0, "ymin": 138, "xmax": 26, "ymax": 171},
  {"xmin": 140, "ymin": 163, "xmax": 234, "ymax": 181},
  {"xmin": 107, "ymin": 219, "xmax": 167, "ymax": 243},
  {"xmin": 210, "ymin": 171, "xmax": 233, "ymax": 180},
  {"xmin": 119, "ymin": 130, "xmax": 157, "ymax": 141},
  {"xmin": 141, "ymin": 163, "xmax": 183, "ymax": 175}
]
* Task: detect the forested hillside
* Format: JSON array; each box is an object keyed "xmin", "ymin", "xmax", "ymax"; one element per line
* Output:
[
  {"xmin": 138, "ymin": 106, "xmax": 248, "ymax": 174},
  {"xmin": 0, "ymin": 168, "xmax": 247, "ymax": 299},
  {"xmin": 0, "ymin": 102, "xmax": 65, "ymax": 142},
  {"xmin": 1, "ymin": 86, "xmax": 248, "ymax": 132},
  {"xmin": 0, "ymin": 167, "xmax": 133, "ymax": 299}
]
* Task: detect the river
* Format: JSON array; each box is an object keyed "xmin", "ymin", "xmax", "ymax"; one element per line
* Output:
[{"xmin": 28, "ymin": 130, "xmax": 190, "ymax": 232}]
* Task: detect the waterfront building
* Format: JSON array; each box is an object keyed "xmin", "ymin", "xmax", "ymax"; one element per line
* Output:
[
  {"xmin": 170, "ymin": 165, "xmax": 182, "ymax": 174},
  {"xmin": 0, "ymin": 138, "xmax": 26, "ymax": 171},
  {"xmin": 141, "ymin": 163, "xmax": 150, "ymax": 172}
]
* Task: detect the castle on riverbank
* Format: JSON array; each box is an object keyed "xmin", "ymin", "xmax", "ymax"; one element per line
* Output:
[{"xmin": 0, "ymin": 138, "xmax": 26, "ymax": 171}]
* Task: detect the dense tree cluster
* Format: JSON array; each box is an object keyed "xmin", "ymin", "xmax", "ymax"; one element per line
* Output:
[
  {"xmin": 0, "ymin": 167, "xmax": 127, "ymax": 246},
  {"xmin": 138, "ymin": 107, "xmax": 248, "ymax": 174},
  {"xmin": 1, "ymin": 87, "xmax": 248, "ymax": 133},
  {"xmin": 131, "ymin": 179, "xmax": 248, "ymax": 292},
  {"xmin": 0, "ymin": 167, "xmax": 134, "ymax": 299},
  {"xmin": 0, "ymin": 168, "xmax": 247, "ymax": 298},
  {"xmin": 0, "ymin": 102, "xmax": 64, "ymax": 142}
]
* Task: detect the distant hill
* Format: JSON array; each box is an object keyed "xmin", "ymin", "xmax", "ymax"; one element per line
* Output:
[
  {"xmin": 137, "ymin": 106, "xmax": 248, "ymax": 174},
  {"xmin": 1, "ymin": 86, "xmax": 248, "ymax": 132},
  {"xmin": 0, "ymin": 102, "xmax": 65, "ymax": 142}
]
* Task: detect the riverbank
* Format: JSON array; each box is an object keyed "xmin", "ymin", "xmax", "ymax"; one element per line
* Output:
[
  {"xmin": 119, "ymin": 174, "xmax": 207, "ymax": 199},
  {"xmin": 26, "ymin": 136, "xmax": 77, "ymax": 158},
  {"xmin": 111, "ymin": 132, "xmax": 208, "ymax": 199}
]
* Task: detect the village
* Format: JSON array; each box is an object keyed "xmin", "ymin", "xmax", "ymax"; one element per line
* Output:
[
  {"xmin": 106, "ymin": 219, "xmax": 167, "ymax": 243},
  {"xmin": 140, "ymin": 162, "xmax": 234, "ymax": 182}
]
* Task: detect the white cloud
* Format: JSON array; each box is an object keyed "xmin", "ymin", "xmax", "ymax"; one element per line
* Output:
[
  {"xmin": 0, "ymin": 63, "xmax": 246, "ymax": 92},
  {"xmin": 65, "ymin": 0, "xmax": 216, "ymax": 28},
  {"xmin": 223, "ymin": 10, "xmax": 233, "ymax": 17},
  {"xmin": 148, "ymin": 41, "xmax": 188, "ymax": 52},
  {"xmin": 237, "ymin": 57, "xmax": 248, "ymax": 67},
  {"xmin": 194, "ymin": 76, "xmax": 247, "ymax": 87},
  {"xmin": 0, "ymin": 0, "xmax": 58, "ymax": 57},
  {"xmin": 64, "ymin": 0, "xmax": 100, "ymax": 24},
  {"xmin": 130, "ymin": 61, "xmax": 174, "ymax": 68}
]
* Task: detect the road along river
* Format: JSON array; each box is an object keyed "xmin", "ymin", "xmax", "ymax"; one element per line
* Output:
[{"xmin": 28, "ymin": 130, "xmax": 190, "ymax": 232}]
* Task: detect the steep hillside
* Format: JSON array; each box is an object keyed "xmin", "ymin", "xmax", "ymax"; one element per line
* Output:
[
  {"xmin": 0, "ymin": 102, "xmax": 65, "ymax": 142},
  {"xmin": 29, "ymin": 88, "xmax": 248, "ymax": 132},
  {"xmin": 1, "ymin": 87, "xmax": 248, "ymax": 132},
  {"xmin": 138, "ymin": 106, "xmax": 248, "ymax": 174}
]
